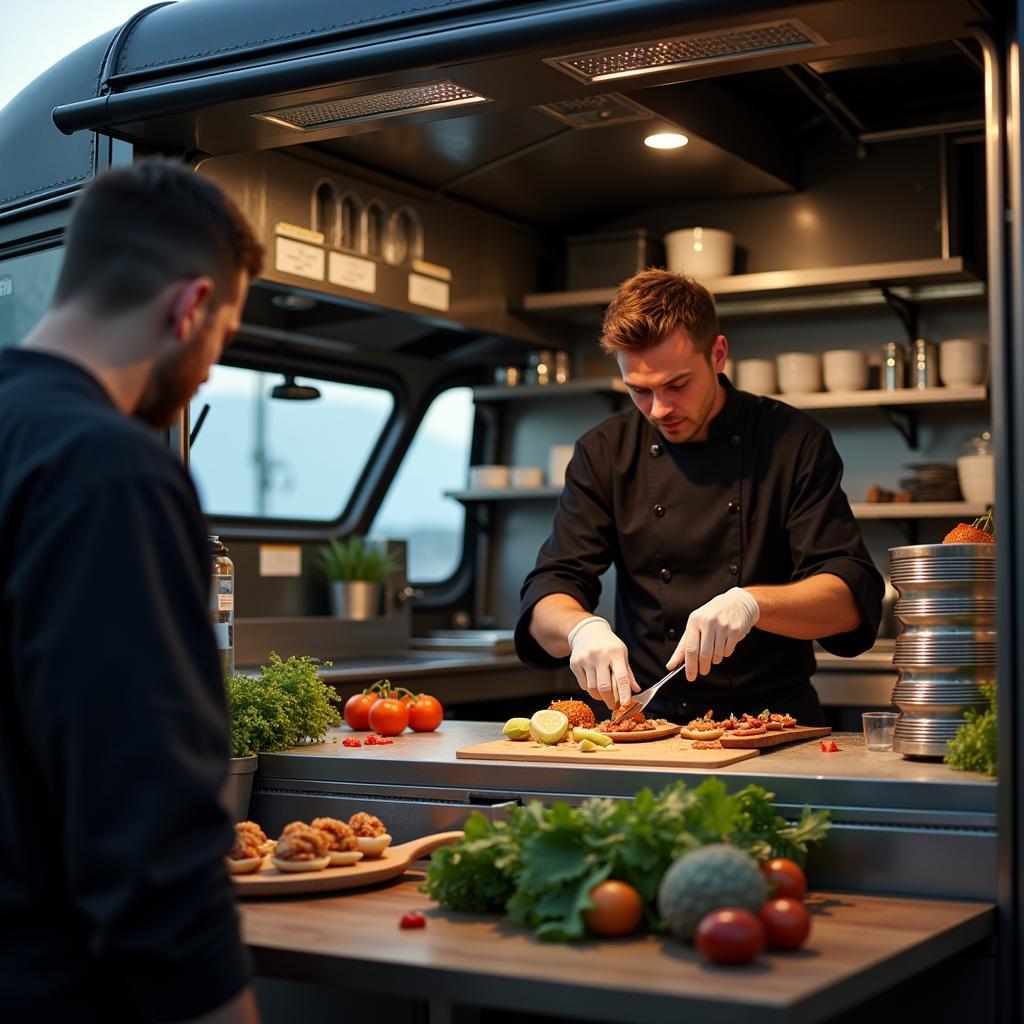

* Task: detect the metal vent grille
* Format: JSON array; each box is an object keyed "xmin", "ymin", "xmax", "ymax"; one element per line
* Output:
[
  {"xmin": 254, "ymin": 80, "xmax": 488, "ymax": 132},
  {"xmin": 537, "ymin": 93, "xmax": 654, "ymax": 128},
  {"xmin": 548, "ymin": 19, "xmax": 826, "ymax": 84}
]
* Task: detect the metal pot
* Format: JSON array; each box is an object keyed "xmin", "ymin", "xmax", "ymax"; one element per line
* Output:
[
  {"xmin": 222, "ymin": 754, "xmax": 258, "ymax": 821},
  {"xmin": 329, "ymin": 580, "xmax": 382, "ymax": 619}
]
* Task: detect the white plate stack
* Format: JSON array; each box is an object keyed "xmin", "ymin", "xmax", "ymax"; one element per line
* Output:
[{"xmin": 889, "ymin": 543, "xmax": 997, "ymax": 758}]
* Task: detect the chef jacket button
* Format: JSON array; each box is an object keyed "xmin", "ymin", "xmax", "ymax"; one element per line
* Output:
[
  {"xmin": 728, "ymin": 499, "xmax": 740, "ymax": 514},
  {"xmin": 653, "ymin": 504, "xmax": 665, "ymax": 518},
  {"xmin": 667, "ymin": 627, "xmax": 679, "ymax": 640},
  {"xmin": 728, "ymin": 563, "xmax": 739, "ymax": 575},
  {"xmin": 649, "ymin": 443, "xmax": 662, "ymax": 457},
  {"xmin": 659, "ymin": 568, "xmax": 672, "ymax": 582},
  {"xmin": 729, "ymin": 434, "xmax": 741, "ymax": 447}
]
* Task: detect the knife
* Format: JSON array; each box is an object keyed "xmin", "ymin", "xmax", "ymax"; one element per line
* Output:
[{"xmin": 609, "ymin": 663, "xmax": 686, "ymax": 725}]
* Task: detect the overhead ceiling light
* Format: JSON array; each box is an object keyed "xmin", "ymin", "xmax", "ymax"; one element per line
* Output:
[
  {"xmin": 547, "ymin": 19, "xmax": 826, "ymax": 85},
  {"xmin": 254, "ymin": 79, "xmax": 488, "ymax": 133},
  {"xmin": 270, "ymin": 374, "xmax": 321, "ymax": 401},
  {"xmin": 645, "ymin": 132, "xmax": 689, "ymax": 149}
]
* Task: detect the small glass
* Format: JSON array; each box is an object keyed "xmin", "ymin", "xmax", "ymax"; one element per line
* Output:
[{"xmin": 862, "ymin": 711, "xmax": 898, "ymax": 751}]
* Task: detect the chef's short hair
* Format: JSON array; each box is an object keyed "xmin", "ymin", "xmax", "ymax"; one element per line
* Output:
[
  {"xmin": 600, "ymin": 269, "xmax": 719, "ymax": 355},
  {"xmin": 53, "ymin": 158, "xmax": 263, "ymax": 315}
]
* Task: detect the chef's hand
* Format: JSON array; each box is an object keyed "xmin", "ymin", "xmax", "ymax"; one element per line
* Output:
[
  {"xmin": 567, "ymin": 616, "xmax": 640, "ymax": 709},
  {"xmin": 667, "ymin": 588, "xmax": 760, "ymax": 682}
]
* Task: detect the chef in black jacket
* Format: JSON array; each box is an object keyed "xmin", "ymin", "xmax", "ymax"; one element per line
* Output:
[
  {"xmin": 0, "ymin": 162, "xmax": 263, "ymax": 1023},
  {"xmin": 516, "ymin": 270, "xmax": 883, "ymax": 725}
]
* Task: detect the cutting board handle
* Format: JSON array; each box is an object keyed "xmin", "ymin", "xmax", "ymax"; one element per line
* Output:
[{"xmin": 401, "ymin": 830, "xmax": 464, "ymax": 863}]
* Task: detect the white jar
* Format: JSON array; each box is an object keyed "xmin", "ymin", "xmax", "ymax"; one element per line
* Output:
[
  {"xmin": 939, "ymin": 339, "xmax": 987, "ymax": 387},
  {"xmin": 776, "ymin": 352, "xmax": 823, "ymax": 394},
  {"xmin": 735, "ymin": 358, "xmax": 777, "ymax": 395},
  {"xmin": 823, "ymin": 349, "xmax": 869, "ymax": 392},
  {"xmin": 663, "ymin": 227, "xmax": 735, "ymax": 278}
]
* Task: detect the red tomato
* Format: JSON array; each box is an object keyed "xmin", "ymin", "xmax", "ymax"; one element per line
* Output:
[
  {"xmin": 761, "ymin": 858, "xmax": 807, "ymax": 900},
  {"xmin": 399, "ymin": 911, "xmax": 426, "ymax": 929},
  {"xmin": 582, "ymin": 880, "xmax": 644, "ymax": 937},
  {"xmin": 407, "ymin": 693, "xmax": 444, "ymax": 732},
  {"xmin": 368, "ymin": 697, "xmax": 409, "ymax": 736},
  {"xmin": 695, "ymin": 909, "xmax": 764, "ymax": 965},
  {"xmin": 760, "ymin": 898, "xmax": 811, "ymax": 951},
  {"xmin": 344, "ymin": 692, "xmax": 377, "ymax": 731}
]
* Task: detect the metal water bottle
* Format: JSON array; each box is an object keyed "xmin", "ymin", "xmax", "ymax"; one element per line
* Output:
[{"xmin": 209, "ymin": 535, "xmax": 235, "ymax": 678}]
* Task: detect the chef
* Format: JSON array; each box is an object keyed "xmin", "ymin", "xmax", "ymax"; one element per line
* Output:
[{"xmin": 515, "ymin": 269, "xmax": 883, "ymax": 726}]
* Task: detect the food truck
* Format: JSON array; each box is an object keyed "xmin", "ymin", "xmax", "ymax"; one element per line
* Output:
[{"xmin": 0, "ymin": 0, "xmax": 1020, "ymax": 1020}]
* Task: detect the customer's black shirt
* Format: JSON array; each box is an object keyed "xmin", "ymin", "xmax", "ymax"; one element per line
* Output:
[
  {"xmin": 0, "ymin": 350, "xmax": 249, "ymax": 1022},
  {"xmin": 516, "ymin": 377, "xmax": 883, "ymax": 715}
]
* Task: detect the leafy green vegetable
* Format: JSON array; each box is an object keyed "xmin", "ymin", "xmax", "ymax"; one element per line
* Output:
[
  {"xmin": 421, "ymin": 778, "xmax": 830, "ymax": 942},
  {"xmin": 945, "ymin": 682, "xmax": 997, "ymax": 775},
  {"xmin": 226, "ymin": 652, "xmax": 341, "ymax": 757}
]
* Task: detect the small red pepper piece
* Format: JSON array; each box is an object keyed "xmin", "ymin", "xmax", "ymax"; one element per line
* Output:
[
  {"xmin": 365, "ymin": 734, "xmax": 378, "ymax": 745},
  {"xmin": 828, "ymin": 740, "xmax": 840, "ymax": 752},
  {"xmin": 820, "ymin": 741, "xmax": 828, "ymax": 752},
  {"xmin": 342, "ymin": 737, "xmax": 361, "ymax": 748},
  {"xmin": 400, "ymin": 911, "xmax": 426, "ymax": 929},
  {"xmin": 376, "ymin": 736, "xmax": 394, "ymax": 745}
]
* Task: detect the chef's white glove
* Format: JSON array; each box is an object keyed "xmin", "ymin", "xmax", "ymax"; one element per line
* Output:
[
  {"xmin": 667, "ymin": 588, "xmax": 760, "ymax": 682},
  {"xmin": 567, "ymin": 616, "xmax": 640, "ymax": 709}
]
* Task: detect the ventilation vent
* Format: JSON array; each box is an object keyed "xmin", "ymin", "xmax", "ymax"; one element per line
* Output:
[
  {"xmin": 254, "ymin": 80, "xmax": 488, "ymax": 132},
  {"xmin": 537, "ymin": 93, "xmax": 654, "ymax": 128},
  {"xmin": 547, "ymin": 19, "xmax": 826, "ymax": 84}
]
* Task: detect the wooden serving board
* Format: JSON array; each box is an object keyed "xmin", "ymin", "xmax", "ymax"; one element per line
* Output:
[
  {"xmin": 456, "ymin": 736, "xmax": 759, "ymax": 769},
  {"xmin": 233, "ymin": 831, "xmax": 463, "ymax": 897},
  {"xmin": 719, "ymin": 725, "xmax": 832, "ymax": 749}
]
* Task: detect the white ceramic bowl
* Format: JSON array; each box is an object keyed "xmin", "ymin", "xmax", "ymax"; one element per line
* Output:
[
  {"xmin": 735, "ymin": 358, "xmax": 777, "ymax": 395},
  {"xmin": 823, "ymin": 349, "xmax": 869, "ymax": 392},
  {"xmin": 939, "ymin": 339, "xmax": 987, "ymax": 387},
  {"xmin": 957, "ymin": 454, "xmax": 995, "ymax": 504},
  {"xmin": 776, "ymin": 352, "xmax": 823, "ymax": 394},
  {"xmin": 510, "ymin": 466, "xmax": 544, "ymax": 488},
  {"xmin": 468, "ymin": 464, "xmax": 510, "ymax": 490},
  {"xmin": 547, "ymin": 445, "xmax": 574, "ymax": 486},
  {"xmin": 663, "ymin": 227, "xmax": 735, "ymax": 278}
]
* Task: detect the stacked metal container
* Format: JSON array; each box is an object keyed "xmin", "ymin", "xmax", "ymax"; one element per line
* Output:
[{"xmin": 889, "ymin": 543, "xmax": 997, "ymax": 758}]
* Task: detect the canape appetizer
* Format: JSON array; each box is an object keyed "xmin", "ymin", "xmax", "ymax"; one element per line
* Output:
[
  {"xmin": 348, "ymin": 812, "xmax": 392, "ymax": 857},
  {"xmin": 311, "ymin": 816, "xmax": 364, "ymax": 866}
]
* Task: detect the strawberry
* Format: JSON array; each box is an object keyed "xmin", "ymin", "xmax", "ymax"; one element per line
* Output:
[{"xmin": 943, "ymin": 508, "xmax": 995, "ymax": 544}]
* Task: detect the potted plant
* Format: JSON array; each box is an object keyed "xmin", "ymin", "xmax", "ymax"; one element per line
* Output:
[
  {"xmin": 318, "ymin": 535, "xmax": 401, "ymax": 619},
  {"xmin": 224, "ymin": 653, "xmax": 341, "ymax": 820}
]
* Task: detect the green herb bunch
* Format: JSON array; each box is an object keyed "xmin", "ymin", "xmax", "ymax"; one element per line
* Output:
[
  {"xmin": 227, "ymin": 652, "xmax": 341, "ymax": 758},
  {"xmin": 318, "ymin": 535, "xmax": 401, "ymax": 582},
  {"xmin": 945, "ymin": 682, "xmax": 997, "ymax": 775},
  {"xmin": 422, "ymin": 778, "xmax": 830, "ymax": 943}
]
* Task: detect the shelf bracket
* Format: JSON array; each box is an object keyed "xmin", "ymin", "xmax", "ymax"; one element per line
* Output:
[
  {"xmin": 879, "ymin": 285, "xmax": 919, "ymax": 342},
  {"xmin": 880, "ymin": 406, "xmax": 919, "ymax": 449}
]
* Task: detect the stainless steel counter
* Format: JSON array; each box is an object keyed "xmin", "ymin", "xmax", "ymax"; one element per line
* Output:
[{"xmin": 252, "ymin": 721, "xmax": 995, "ymax": 901}]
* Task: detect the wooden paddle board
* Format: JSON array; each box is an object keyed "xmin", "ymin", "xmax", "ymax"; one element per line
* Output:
[
  {"xmin": 719, "ymin": 725, "xmax": 832, "ymax": 749},
  {"xmin": 456, "ymin": 736, "xmax": 759, "ymax": 769},
  {"xmin": 232, "ymin": 831, "xmax": 463, "ymax": 897}
]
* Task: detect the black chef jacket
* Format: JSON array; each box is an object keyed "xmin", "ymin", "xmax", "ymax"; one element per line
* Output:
[
  {"xmin": 516, "ymin": 376, "xmax": 883, "ymax": 719},
  {"xmin": 0, "ymin": 350, "xmax": 249, "ymax": 1022}
]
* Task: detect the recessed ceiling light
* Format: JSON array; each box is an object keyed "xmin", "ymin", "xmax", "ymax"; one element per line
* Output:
[{"xmin": 645, "ymin": 132, "xmax": 689, "ymax": 149}]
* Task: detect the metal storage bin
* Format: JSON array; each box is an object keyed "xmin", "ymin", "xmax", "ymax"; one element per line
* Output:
[{"xmin": 566, "ymin": 229, "xmax": 664, "ymax": 289}]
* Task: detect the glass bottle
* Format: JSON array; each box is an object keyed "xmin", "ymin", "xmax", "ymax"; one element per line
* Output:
[{"xmin": 209, "ymin": 535, "xmax": 235, "ymax": 678}]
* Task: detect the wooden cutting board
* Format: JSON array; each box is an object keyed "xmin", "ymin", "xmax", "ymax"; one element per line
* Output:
[
  {"xmin": 456, "ymin": 736, "xmax": 759, "ymax": 769},
  {"xmin": 233, "ymin": 831, "xmax": 464, "ymax": 897},
  {"xmin": 719, "ymin": 725, "xmax": 832, "ymax": 749}
]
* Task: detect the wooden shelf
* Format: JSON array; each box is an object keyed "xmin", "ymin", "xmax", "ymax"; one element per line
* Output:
[
  {"xmin": 518, "ymin": 256, "xmax": 984, "ymax": 321},
  {"xmin": 472, "ymin": 378, "xmax": 626, "ymax": 401},
  {"xmin": 763, "ymin": 385, "xmax": 987, "ymax": 410},
  {"xmin": 851, "ymin": 502, "xmax": 986, "ymax": 519},
  {"xmin": 446, "ymin": 487, "xmax": 563, "ymax": 503}
]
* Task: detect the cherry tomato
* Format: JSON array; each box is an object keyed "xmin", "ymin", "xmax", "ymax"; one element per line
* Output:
[
  {"xmin": 695, "ymin": 908, "xmax": 764, "ymax": 965},
  {"xmin": 761, "ymin": 858, "xmax": 807, "ymax": 900},
  {"xmin": 407, "ymin": 693, "xmax": 444, "ymax": 732},
  {"xmin": 342, "ymin": 737, "xmax": 361, "ymax": 748},
  {"xmin": 368, "ymin": 697, "xmax": 409, "ymax": 736},
  {"xmin": 582, "ymin": 880, "xmax": 644, "ymax": 937},
  {"xmin": 760, "ymin": 898, "xmax": 811, "ymax": 950},
  {"xmin": 344, "ymin": 692, "xmax": 377, "ymax": 731},
  {"xmin": 400, "ymin": 911, "xmax": 426, "ymax": 929}
]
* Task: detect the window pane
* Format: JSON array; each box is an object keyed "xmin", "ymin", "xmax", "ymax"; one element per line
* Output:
[
  {"xmin": 371, "ymin": 387, "xmax": 472, "ymax": 583},
  {"xmin": 0, "ymin": 248, "xmax": 63, "ymax": 349},
  {"xmin": 190, "ymin": 365, "xmax": 393, "ymax": 519}
]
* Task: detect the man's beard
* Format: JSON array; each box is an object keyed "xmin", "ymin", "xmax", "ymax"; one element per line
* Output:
[
  {"xmin": 134, "ymin": 341, "xmax": 206, "ymax": 430},
  {"xmin": 653, "ymin": 376, "xmax": 717, "ymax": 442}
]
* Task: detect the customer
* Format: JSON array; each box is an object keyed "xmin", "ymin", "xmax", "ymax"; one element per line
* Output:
[{"xmin": 0, "ymin": 160, "xmax": 263, "ymax": 1023}]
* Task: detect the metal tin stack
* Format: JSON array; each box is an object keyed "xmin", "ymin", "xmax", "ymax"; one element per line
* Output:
[{"xmin": 889, "ymin": 543, "xmax": 996, "ymax": 758}]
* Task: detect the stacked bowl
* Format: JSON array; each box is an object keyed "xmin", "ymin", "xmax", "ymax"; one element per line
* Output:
[{"xmin": 889, "ymin": 543, "xmax": 996, "ymax": 758}]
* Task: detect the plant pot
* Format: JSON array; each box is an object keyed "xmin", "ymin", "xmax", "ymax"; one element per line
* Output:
[
  {"xmin": 329, "ymin": 580, "xmax": 382, "ymax": 619},
  {"xmin": 222, "ymin": 755, "xmax": 258, "ymax": 822}
]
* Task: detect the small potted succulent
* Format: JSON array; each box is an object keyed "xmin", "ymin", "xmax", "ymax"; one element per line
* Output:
[{"xmin": 318, "ymin": 535, "xmax": 401, "ymax": 620}]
